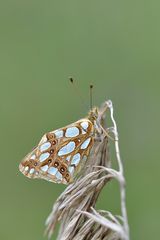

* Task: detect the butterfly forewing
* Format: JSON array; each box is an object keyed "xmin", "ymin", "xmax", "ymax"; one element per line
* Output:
[{"xmin": 19, "ymin": 118, "xmax": 94, "ymax": 184}]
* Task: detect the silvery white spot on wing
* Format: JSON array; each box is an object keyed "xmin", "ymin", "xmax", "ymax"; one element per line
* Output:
[
  {"xmin": 58, "ymin": 141, "xmax": 76, "ymax": 156},
  {"xmin": 80, "ymin": 137, "xmax": 91, "ymax": 149},
  {"xmin": 39, "ymin": 152, "xmax": 50, "ymax": 162}
]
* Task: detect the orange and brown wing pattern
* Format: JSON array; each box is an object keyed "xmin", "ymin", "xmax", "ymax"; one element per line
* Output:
[{"xmin": 19, "ymin": 118, "xmax": 94, "ymax": 184}]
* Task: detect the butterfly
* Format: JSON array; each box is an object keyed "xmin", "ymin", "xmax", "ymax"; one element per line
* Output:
[{"xmin": 19, "ymin": 107, "xmax": 101, "ymax": 184}]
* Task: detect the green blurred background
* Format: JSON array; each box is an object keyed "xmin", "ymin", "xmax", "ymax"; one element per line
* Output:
[{"xmin": 0, "ymin": 0, "xmax": 159, "ymax": 239}]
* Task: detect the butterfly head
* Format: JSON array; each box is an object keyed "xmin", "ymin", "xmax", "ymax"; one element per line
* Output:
[{"xmin": 88, "ymin": 107, "xmax": 98, "ymax": 123}]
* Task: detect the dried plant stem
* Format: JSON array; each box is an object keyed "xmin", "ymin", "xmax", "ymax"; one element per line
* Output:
[
  {"xmin": 45, "ymin": 100, "xmax": 130, "ymax": 240},
  {"xmin": 107, "ymin": 100, "xmax": 129, "ymax": 240}
]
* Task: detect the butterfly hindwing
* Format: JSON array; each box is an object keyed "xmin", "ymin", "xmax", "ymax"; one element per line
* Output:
[{"xmin": 19, "ymin": 118, "xmax": 94, "ymax": 184}]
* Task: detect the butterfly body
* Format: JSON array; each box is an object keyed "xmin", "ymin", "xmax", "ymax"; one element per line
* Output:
[{"xmin": 19, "ymin": 110, "xmax": 98, "ymax": 184}]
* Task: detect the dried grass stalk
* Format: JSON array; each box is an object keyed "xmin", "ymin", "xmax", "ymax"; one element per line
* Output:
[{"xmin": 45, "ymin": 100, "xmax": 130, "ymax": 240}]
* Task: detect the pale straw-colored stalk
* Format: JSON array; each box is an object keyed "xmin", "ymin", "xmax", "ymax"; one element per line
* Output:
[{"xmin": 45, "ymin": 100, "xmax": 130, "ymax": 240}]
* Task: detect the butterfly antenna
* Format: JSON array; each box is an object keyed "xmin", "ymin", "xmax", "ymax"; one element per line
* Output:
[
  {"xmin": 69, "ymin": 77, "xmax": 88, "ymax": 109},
  {"xmin": 90, "ymin": 84, "xmax": 93, "ymax": 110}
]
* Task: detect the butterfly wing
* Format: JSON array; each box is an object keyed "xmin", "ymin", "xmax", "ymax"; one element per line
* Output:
[{"xmin": 19, "ymin": 118, "xmax": 94, "ymax": 184}]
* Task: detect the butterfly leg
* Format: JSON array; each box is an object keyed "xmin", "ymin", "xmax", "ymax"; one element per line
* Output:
[
  {"xmin": 101, "ymin": 126, "xmax": 115, "ymax": 141},
  {"xmin": 95, "ymin": 122, "xmax": 115, "ymax": 141}
]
